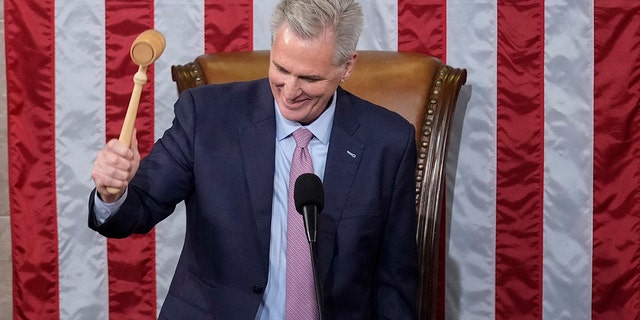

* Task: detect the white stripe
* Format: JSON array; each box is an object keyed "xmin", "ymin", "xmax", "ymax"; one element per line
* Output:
[
  {"xmin": 542, "ymin": 1, "xmax": 594, "ymax": 319},
  {"xmin": 357, "ymin": 0, "xmax": 397, "ymax": 51},
  {"xmin": 446, "ymin": 1, "xmax": 498, "ymax": 319},
  {"xmin": 154, "ymin": 0, "xmax": 204, "ymax": 316},
  {"xmin": 54, "ymin": 0, "xmax": 109, "ymax": 318},
  {"xmin": 254, "ymin": 0, "xmax": 279, "ymax": 50}
]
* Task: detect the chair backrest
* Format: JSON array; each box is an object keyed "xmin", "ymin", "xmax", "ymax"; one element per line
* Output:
[{"xmin": 171, "ymin": 50, "xmax": 467, "ymax": 320}]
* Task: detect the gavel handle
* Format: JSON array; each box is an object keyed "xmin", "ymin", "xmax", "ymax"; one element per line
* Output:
[{"xmin": 105, "ymin": 65, "xmax": 148, "ymax": 195}]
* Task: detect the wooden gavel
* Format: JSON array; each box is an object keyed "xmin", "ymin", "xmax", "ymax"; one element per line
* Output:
[{"xmin": 106, "ymin": 29, "xmax": 165, "ymax": 195}]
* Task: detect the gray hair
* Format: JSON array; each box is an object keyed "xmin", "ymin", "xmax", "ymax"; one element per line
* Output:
[{"xmin": 270, "ymin": 0, "xmax": 363, "ymax": 65}]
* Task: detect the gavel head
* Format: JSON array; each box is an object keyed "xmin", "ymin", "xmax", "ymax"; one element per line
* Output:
[{"xmin": 130, "ymin": 29, "xmax": 166, "ymax": 67}]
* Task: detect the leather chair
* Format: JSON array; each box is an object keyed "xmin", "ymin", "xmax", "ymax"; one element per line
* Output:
[{"xmin": 171, "ymin": 50, "xmax": 467, "ymax": 319}]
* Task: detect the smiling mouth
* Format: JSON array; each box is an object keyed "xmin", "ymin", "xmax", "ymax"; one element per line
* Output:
[{"xmin": 284, "ymin": 97, "xmax": 310, "ymax": 107}]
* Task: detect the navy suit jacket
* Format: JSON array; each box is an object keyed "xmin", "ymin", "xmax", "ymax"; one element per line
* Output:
[{"xmin": 89, "ymin": 78, "xmax": 418, "ymax": 319}]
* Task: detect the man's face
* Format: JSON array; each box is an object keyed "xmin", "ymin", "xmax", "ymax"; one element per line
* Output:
[{"xmin": 269, "ymin": 24, "xmax": 356, "ymax": 125}]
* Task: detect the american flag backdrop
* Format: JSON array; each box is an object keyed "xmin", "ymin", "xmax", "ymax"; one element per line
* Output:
[{"xmin": 5, "ymin": 0, "xmax": 640, "ymax": 319}]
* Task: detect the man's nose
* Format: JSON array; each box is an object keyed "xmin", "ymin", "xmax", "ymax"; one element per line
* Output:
[{"xmin": 282, "ymin": 77, "xmax": 301, "ymax": 100}]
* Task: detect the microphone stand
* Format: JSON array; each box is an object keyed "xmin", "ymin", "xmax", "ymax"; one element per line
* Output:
[
  {"xmin": 309, "ymin": 240, "xmax": 324, "ymax": 320},
  {"xmin": 304, "ymin": 207, "xmax": 325, "ymax": 320}
]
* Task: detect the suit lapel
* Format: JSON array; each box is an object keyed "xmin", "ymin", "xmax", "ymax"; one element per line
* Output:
[
  {"xmin": 238, "ymin": 80, "xmax": 276, "ymax": 267},
  {"xmin": 318, "ymin": 87, "xmax": 364, "ymax": 285}
]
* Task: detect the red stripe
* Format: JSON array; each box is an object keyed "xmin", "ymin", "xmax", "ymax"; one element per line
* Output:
[
  {"xmin": 204, "ymin": 0, "xmax": 253, "ymax": 53},
  {"xmin": 592, "ymin": 2, "xmax": 640, "ymax": 319},
  {"xmin": 398, "ymin": 0, "xmax": 446, "ymax": 61},
  {"xmin": 105, "ymin": 1, "xmax": 157, "ymax": 318},
  {"xmin": 6, "ymin": 1, "xmax": 59, "ymax": 318},
  {"xmin": 495, "ymin": 1, "xmax": 544, "ymax": 318},
  {"xmin": 398, "ymin": 1, "xmax": 447, "ymax": 319}
]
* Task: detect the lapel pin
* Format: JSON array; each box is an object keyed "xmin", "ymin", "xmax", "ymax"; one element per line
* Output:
[{"xmin": 346, "ymin": 150, "xmax": 357, "ymax": 158}]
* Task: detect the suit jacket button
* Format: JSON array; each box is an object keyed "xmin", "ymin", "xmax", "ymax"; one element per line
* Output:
[{"xmin": 253, "ymin": 284, "xmax": 265, "ymax": 294}]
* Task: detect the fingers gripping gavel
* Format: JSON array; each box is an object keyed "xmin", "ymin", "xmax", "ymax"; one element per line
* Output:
[{"xmin": 106, "ymin": 29, "xmax": 165, "ymax": 195}]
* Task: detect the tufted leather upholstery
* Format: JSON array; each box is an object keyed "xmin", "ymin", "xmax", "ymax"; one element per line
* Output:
[{"xmin": 171, "ymin": 50, "xmax": 467, "ymax": 319}]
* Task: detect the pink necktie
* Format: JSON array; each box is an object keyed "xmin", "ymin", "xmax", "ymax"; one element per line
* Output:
[{"xmin": 286, "ymin": 128, "xmax": 317, "ymax": 319}]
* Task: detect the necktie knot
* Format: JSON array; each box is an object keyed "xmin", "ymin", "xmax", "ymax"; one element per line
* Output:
[{"xmin": 292, "ymin": 128, "xmax": 313, "ymax": 148}]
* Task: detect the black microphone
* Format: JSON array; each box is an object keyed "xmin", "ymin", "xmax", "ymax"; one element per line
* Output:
[
  {"xmin": 293, "ymin": 172, "xmax": 325, "ymax": 320},
  {"xmin": 294, "ymin": 173, "xmax": 324, "ymax": 243}
]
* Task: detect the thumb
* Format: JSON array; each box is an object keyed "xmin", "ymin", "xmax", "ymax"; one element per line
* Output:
[{"xmin": 131, "ymin": 128, "xmax": 141, "ymax": 159}]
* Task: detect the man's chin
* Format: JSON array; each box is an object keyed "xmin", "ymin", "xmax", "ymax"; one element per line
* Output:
[{"xmin": 279, "ymin": 106, "xmax": 306, "ymax": 122}]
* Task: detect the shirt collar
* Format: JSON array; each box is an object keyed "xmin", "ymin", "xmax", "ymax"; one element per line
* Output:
[{"xmin": 274, "ymin": 91, "xmax": 336, "ymax": 145}]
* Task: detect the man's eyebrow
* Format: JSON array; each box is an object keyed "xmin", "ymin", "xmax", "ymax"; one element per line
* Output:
[
  {"xmin": 272, "ymin": 61, "xmax": 289, "ymax": 73},
  {"xmin": 272, "ymin": 61, "xmax": 325, "ymax": 80}
]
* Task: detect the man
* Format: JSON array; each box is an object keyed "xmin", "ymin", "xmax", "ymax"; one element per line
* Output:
[{"xmin": 89, "ymin": 0, "xmax": 418, "ymax": 318}]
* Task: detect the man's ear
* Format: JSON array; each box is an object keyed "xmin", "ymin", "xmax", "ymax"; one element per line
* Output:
[{"xmin": 341, "ymin": 52, "xmax": 358, "ymax": 82}]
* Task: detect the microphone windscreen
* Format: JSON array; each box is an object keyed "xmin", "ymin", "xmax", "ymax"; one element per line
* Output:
[{"xmin": 294, "ymin": 173, "xmax": 325, "ymax": 214}]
